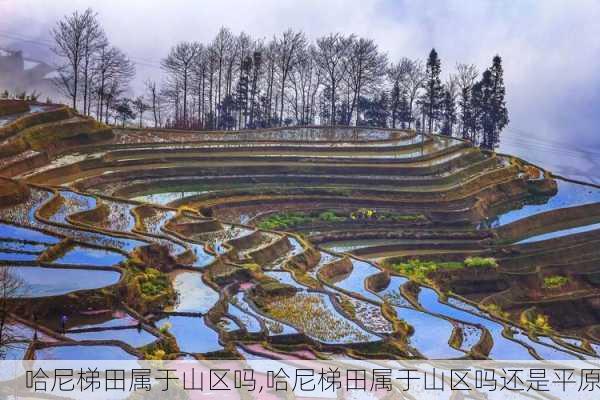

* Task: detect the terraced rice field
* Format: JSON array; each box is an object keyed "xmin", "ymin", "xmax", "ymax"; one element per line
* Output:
[{"xmin": 1, "ymin": 100, "xmax": 600, "ymax": 361}]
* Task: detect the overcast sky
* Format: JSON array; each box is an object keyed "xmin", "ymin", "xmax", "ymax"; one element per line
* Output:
[{"xmin": 2, "ymin": 0, "xmax": 600, "ymax": 180}]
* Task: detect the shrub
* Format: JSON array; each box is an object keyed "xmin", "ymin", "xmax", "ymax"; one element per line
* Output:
[
  {"xmin": 318, "ymin": 210, "xmax": 345, "ymax": 222},
  {"xmin": 542, "ymin": 275, "xmax": 568, "ymax": 289},
  {"xmin": 389, "ymin": 259, "xmax": 463, "ymax": 282},
  {"xmin": 123, "ymin": 267, "xmax": 174, "ymax": 312},
  {"xmin": 139, "ymin": 268, "xmax": 170, "ymax": 296},
  {"xmin": 464, "ymin": 257, "xmax": 498, "ymax": 268},
  {"xmin": 520, "ymin": 311, "xmax": 552, "ymax": 333},
  {"xmin": 158, "ymin": 322, "xmax": 172, "ymax": 335},
  {"xmin": 483, "ymin": 303, "xmax": 510, "ymax": 319},
  {"xmin": 144, "ymin": 348, "xmax": 166, "ymax": 360}
]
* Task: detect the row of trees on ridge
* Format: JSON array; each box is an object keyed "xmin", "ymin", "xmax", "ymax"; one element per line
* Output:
[{"xmin": 50, "ymin": 9, "xmax": 508, "ymax": 149}]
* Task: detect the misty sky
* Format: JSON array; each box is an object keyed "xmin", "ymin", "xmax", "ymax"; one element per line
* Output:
[{"xmin": 1, "ymin": 0, "xmax": 600, "ymax": 181}]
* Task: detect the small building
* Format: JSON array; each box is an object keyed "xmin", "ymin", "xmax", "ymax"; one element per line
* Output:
[{"xmin": 0, "ymin": 48, "xmax": 55, "ymax": 96}]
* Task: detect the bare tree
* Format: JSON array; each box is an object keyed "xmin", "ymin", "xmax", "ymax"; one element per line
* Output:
[
  {"xmin": 456, "ymin": 63, "xmax": 479, "ymax": 140},
  {"xmin": 162, "ymin": 42, "xmax": 201, "ymax": 128},
  {"xmin": 248, "ymin": 43, "xmax": 264, "ymax": 127},
  {"xmin": 96, "ymin": 47, "xmax": 134, "ymax": 124},
  {"xmin": 274, "ymin": 29, "xmax": 306, "ymax": 125},
  {"xmin": 289, "ymin": 45, "xmax": 320, "ymax": 125},
  {"xmin": 347, "ymin": 37, "xmax": 387, "ymax": 125},
  {"xmin": 145, "ymin": 80, "xmax": 162, "ymax": 128},
  {"xmin": 314, "ymin": 33, "xmax": 353, "ymax": 126},
  {"xmin": 235, "ymin": 33, "xmax": 254, "ymax": 128},
  {"xmin": 80, "ymin": 11, "xmax": 106, "ymax": 116},
  {"xmin": 147, "ymin": 26, "xmax": 507, "ymax": 139},
  {"xmin": 132, "ymin": 96, "xmax": 149, "ymax": 128},
  {"xmin": 264, "ymin": 40, "xmax": 278, "ymax": 126},
  {"xmin": 212, "ymin": 28, "xmax": 234, "ymax": 124},
  {"xmin": 0, "ymin": 267, "xmax": 24, "ymax": 360},
  {"xmin": 51, "ymin": 8, "xmax": 98, "ymax": 110},
  {"xmin": 389, "ymin": 58, "xmax": 425, "ymax": 129}
]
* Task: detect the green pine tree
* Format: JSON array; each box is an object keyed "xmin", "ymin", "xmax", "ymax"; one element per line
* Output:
[{"xmin": 423, "ymin": 49, "xmax": 443, "ymax": 133}]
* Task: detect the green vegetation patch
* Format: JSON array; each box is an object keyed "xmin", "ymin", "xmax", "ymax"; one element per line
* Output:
[
  {"xmin": 464, "ymin": 257, "xmax": 498, "ymax": 268},
  {"xmin": 123, "ymin": 267, "xmax": 175, "ymax": 312},
  {"xmin": 388, "ymin": 259, "xmax": 464, "ymax": 282},
  {"xmin": 388, "ymin": 257, "xmax": 497, "ymax": 282},
  {"xmin": 520, "ymin": 309, "xmax": 552, "ymax": 333},
  {"xmin": 542, "ymin": 275, "xmax": 569, "ymax": 289},
  {"xmin": 257, "ymin": 208, "xmax": 425, "ymax": 230}
]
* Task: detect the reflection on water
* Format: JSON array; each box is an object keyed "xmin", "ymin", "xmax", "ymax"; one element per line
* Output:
[
  {"xmin": 322, "ymin": 239, "xmax": 401, "ymax": 253},
  {"xmin": 35, "ymin": 345, "xmax": 136, "ymax": 360},
  {"xmin": 3, "ymin": 266, "xmax": 121, "ymax": 298},
  {"xmin": 156, "ymin": 315, "xmax": 223, "ymax": 354},
  {"xmin": 67, "ymin": 327, "xmax": 157, "ymax": 348},
  {"xmin": 172, "ymin": 271, "xmax": 219, "ymax": 313},
  {"xmin": 53, "ymin": 245, "xmax": 126, "ymax": 266},
  {"xmin": 331, "ymin": 259, "xmax": 380, "ymax": 302},
  {"xmin": 482, "ymin": 179, "xmax": 600, "ymax": 228},
  {"xmin": 516, "ymin": 221, "xmax": 600, "ymax": 244}
]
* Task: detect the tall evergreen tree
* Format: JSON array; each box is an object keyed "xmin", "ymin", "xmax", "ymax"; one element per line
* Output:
[
  {"xmin": 236, "ymin": 55, "xmax": 251, "ymax": 128},
  {"xmin": 485, "ymin": 55, "xmax": 509, "ymax": 149},
  {"xmin": 390, "ymin": 82, "xmax": 401, "ymax": 128},
  {"xmin": 359, "ymin": 92, "xmax": 389, "ymax": 127},
  {"xmin": 456, "ymin": 63, "xmax": 478, "ymax": 141},
  {"xmin": 478, "ymin": 70, "xmax": 494, "ymax": 149},
  {"xmin": 440, "ymin": 88, "xmax": 457, "ymax": 136},
  {"xmin": 398, "ymin": 91, "xmax": 411, "ymax": 128},
  {"xmin": 423, "ymin": 49, "xmax": 443, "ymax": 133},
  {"xmin": 468, "ymin": 79, "xmax": 484, "ymax": 145}
]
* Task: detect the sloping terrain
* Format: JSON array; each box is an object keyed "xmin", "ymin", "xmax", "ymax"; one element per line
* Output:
[{"xmin": 0, "ymin": 99, "xmax": 598, "ymax": 361}]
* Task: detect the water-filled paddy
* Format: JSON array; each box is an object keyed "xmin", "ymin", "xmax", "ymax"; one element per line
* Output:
[
  {"xmin": 511, "ymin": 331, "xmax": 581, "ymax": 360},
  {"xmin": 375, "ymin": 276, "xmax": 411, "ymax": 307},
  {"xmin": 0, "ymin": 196, "xmax": 145, "ymax": 253},
  {"xmin": 66, "ymin": 311, "xmax": 139, "ymax": 330},
  {"xmin": 35, "ymin": 345, "xmax": 137, "ymax": 360},
  {"xmin": 321, "ymin": 239, "xmax": 401, "ymax": 253},
  {"xmin": 50, "ymin": 191, "xmax": 97, "ymax": 224},
  {"xmin": 218, "ymin": 317, "xmax": 241, "ymax": 332},
  {"xmin": 0, "ymin": 250, "xmax": 39, "ymax": 261},
  {"xmin": 66, "ymin": 327, "xmax": 157, "ymax": 348},
  {"xmin": 172, "ymin": 271, "xmax": 219, "ymax": 313},
  {"xmin": 262, "ymin": 291, "xmax": 379, "ymax": 344},
  {"xmin": 375, "ymin": 281, "xmax": 463, "ymax": 358},
  {"xmin": 443, "ymin": 297, "xmax": 537, "ymax": 359},
  {"xmin": 0, "ymin": 222, "xmax": 59, "ymax": 244},
  {"xmin": 264, "ymin": 270, "xmax": 305, "ymax": 289},
  {"xmin": 0, "ymin": 240, "xmax": 46, "ymax": 252},
  {"xmin": 232, "ymin": 292, "xmax": 297, "ymax": 335},
  {"xmin": 52, "ymin": 245, "xmax": 126, "ymax": 266},
  {"xmin": 188, "ymin": 243, "xmax": 215, "ymax": 268},
  {"xmin": 99, "ymin": 201, "xmax": 137, "ymax": 233},
  {"xmin": 329, "ymin": 259, "xmax": 381, "ymax": 302},
  {"xmin": 156, "ymin": 315, "xmax": 223, "ymax": 353},
  {"xmin": 397, "ymin": 306, "xmax": 464, "ymax": 358},
  {"xmin": 133, "ymin": 191, "xmax": 203, "ymax": 205},
  {"xmin": 3, "ymin": 266, "xmax": 121, "ymax": 298},
  {"xmin": 485, "ymin": 179, "xmax": 600, "ymax": 228},
  {"xmin": 138, "ymin": 208, "xmax": 176, "ymax": 235},
  {"xmin": 516, "ymin": 221, "xmax": 600, "ymax": 244},
  {"xmin": 1, "ymin": 341, "xmax": 29, "ymax": 360},
  {"xmin": 227, "ymin": 303, "xmax": 263, "ymax": 334}
]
